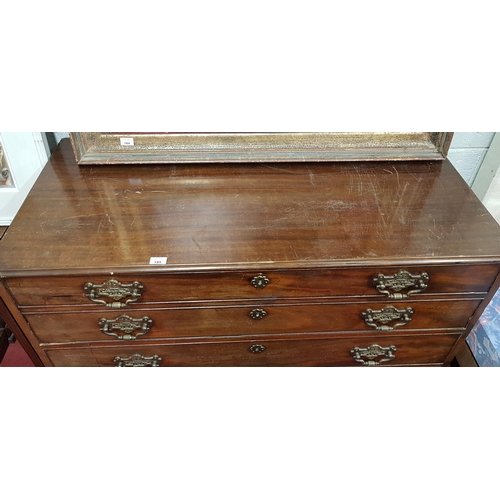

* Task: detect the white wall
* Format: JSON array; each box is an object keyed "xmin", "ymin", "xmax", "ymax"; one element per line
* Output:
[
  {"xmin": 0, "ymin": 133, "xmax": 49, "ymax": 225},
  {"xmin": 50, "ymin": 132, "xmax": 494, "ymax": 189},
  {"xmin": 448, "ymin": 132, "xmax": 495, "ymax": 185},
  {"xmin": 482, "ymin": 171, "xmax": 500, "ymax": 224},
  {"xmin": 54, "ymin": 132, "xmax": 69, "ymax": 143}
]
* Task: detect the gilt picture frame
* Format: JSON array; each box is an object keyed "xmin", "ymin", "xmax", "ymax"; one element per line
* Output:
[{"xmin": 70, "ymin": 132, "xmax": 453, "ymax": 165}]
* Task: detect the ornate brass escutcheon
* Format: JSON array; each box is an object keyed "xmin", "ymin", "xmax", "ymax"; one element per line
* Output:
[
  {"xmin": 249, "ymin": 344, "xmax": 266, "ymax": 354},
  {"xmin": 113, "ymin": 354, "xmax": 162, "ymax": 367},
  {"xmin": 373, "ymin": 270, "xmax": 429, "ymax": 299},
  {"xmin": 84, "ymin": 279, "xmax": 144, "ymax": 308},
  {"xmin": 99, "ymin": 314, "xmax": 153, "ymax": 340},
  {"xmin": 350, "ymin": 344, "xmax": 396, "ymax": 366},
  {"xmin": 361, "ymin": 306, "xmax": 413, "ymax": 331},
  {"xmin": 251, "ymin": 274, "xmax": 270, "ymax": 290},
  {"xmin": 249, "ymin": 308, "xmax": 267, "ymax": 320}
]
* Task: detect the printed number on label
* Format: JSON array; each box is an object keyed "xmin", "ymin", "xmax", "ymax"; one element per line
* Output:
[{"xmin": 149, "ymin": 257, "xmax": 167, "ymax": 265}]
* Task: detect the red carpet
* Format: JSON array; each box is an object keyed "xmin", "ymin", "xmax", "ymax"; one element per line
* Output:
[{"xmin": 0, "ymin": 340, "xmax": 35, "ymax": 367}]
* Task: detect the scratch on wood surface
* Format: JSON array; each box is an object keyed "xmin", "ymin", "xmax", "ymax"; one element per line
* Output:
[
  {"xmin": 106, "ymin": 214, "xmax": 116, "ymax": 226},
  {"xmin": 57, "ymin": 214, "xmax": 97, "ymax": 222},
  {"xmin": 265, "ymin": 165, "xmax": 297, "ymax": 174},
  {"xmin": 383, "ymin": 167, "xmax": 400, "ymax": 188},
  {"xmin": 429, "ymin": 229, "xmax": 443, "ymax": 239},
  {"xmin": 347, "ymin": 166, "xmax": 365, "ymax": 195},
  {"xmin": 308, "ymin": 167, "xmax": 317, "ymax": 186},
  {"xmin": 372, "ymin": 191, "xmax": 388, "ymax": 229},
  {"xmin": 393, "ymin": 166, "xmax": 400, "ymax": 188},
  {"xmin": 288, "ymin": 245, "xmax": 299, "ymax": 260},
  {"xmin": 192, "ymin": 238, "xmax": 202, "ymax": 252}
]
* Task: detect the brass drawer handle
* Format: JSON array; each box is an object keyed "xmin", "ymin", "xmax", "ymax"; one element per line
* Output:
[
  {"xmin": 251, "ymin": 274, "xmax": 270, "ymax": 290},
  {"xmin": 361, "ymin": 306, "xmax": 413, "ymax": 331},
  {"xmin": 350, "ymin": 344, "xmax": 396, "ymax": 366},
  {"xmin": 99, "ymin": 314, "xmax": 153, "ymax": 340},
  {"xmin": 84, "ymin": 279, "xmax": 144, "ymax": 308},
  {"xmin": 249, "ymin": 308, "xmax": 267, "ymax": 320},
  {"xmin": 113, "ymin": 354, "xmax": 162, "ymax": 367},
  {"xmin": 249, "ymin": 344, "xmax": 266, "ymax": 354},
  {"xmin": 373, "ymin": 270, "xmax": 429, "ymax": 299}
]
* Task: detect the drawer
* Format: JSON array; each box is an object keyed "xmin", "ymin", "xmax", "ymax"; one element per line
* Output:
[
  {"xmin": 26, "ymin": 298, "xmax": 481, "ymax": 344},
  {"xmin": 42, "ymin": 333, "xmax": 461, "ymax": 367},
  {"xmin": 6, "ymin": 264, "xmax": 499, "ymax": 307}
]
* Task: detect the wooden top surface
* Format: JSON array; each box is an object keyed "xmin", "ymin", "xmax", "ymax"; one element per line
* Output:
[{"xmin": 1, "ymin": 138, "xmax": 500, "ymax": 276}]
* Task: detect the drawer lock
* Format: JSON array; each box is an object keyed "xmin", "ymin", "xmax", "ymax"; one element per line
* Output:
[
  {"xmin": 249, "ymin": 344, "xmax": 266, "ymax": 354},
  {"xmin": 249, "ymin": 308, "xmax": 267, "ymax": 320},
  {"xmin": 251, "ymin": 274, "xmax": 270, "ymax": 290}
]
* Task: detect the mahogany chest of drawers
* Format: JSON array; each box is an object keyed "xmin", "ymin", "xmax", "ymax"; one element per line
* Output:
[{"xmin": 1, "ymin": 139, "xmax": 500, "ymax": 366}]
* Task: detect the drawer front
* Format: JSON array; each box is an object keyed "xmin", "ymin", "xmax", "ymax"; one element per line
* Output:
[
  {"xmin": 26, "ymin": 299, "xmax": 481, "ymax": 344},
  {"xmin": 43, "ymin": 333, "xmax": 461, "ymax": 367},
  {"xmin": 6, "ymin": 265, "xmax": 499, "ymax": 307}
]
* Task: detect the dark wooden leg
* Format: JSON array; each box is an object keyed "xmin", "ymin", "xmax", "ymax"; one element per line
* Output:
[{"xmin": 453, "ymin": 341, "xmax": 478, "ymax": 367}]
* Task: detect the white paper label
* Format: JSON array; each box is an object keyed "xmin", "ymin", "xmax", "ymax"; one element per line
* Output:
[
  {"xmin": 120, "ymin": 137, "xmax": 135, "ymax": 146},
  {"xmin": 149, "ymin": 257, "xmax": 167, "ymax": 265}
]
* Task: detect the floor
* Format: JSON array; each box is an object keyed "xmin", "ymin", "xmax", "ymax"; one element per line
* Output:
[{"xmin": 0, "ymin": 336, "xmax": 34, "ymax": 367}]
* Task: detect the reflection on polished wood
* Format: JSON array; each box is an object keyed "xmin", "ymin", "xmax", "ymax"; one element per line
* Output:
[
  {"xmin": 1, "ymin": 140, "xmax": 499, "ymax": 274},
  {"xmin": 0, "ymin": 139, "xmax": 499, "ymax": 367}
]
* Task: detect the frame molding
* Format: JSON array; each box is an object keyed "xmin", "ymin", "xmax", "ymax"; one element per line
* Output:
[{"xmin": 70, "ymin": 132, "xmax": 453, "ymax": 165}]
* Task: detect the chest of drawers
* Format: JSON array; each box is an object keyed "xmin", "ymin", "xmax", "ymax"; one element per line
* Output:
[{"xmin": 1, "ymin": 139, "xmax": 500, "ymax": 366}]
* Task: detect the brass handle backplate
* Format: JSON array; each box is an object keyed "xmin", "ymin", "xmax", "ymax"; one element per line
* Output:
[
  {"xmin": 113, "ymin": 354, "xmax": 162, "ymax": 367},
  {"xmin": 361, "ymin": 306, "xmax": 413, "ymax": 331},
  {"xmin": 373, "ymin": 270, "xmax": 429, "ymax": 299},
  {"xmin": 249, "ymin": 308, "xmax": 267, "ymax": 320},
  {"xmin": 84, "ymin": 279, "xmax": 144, "ymax": 308},
  {"xmin": 249, "ymin": 344, "xmax": 266, "ymax": 354},
  {"xmin": 251, "ymin": 274, "xmax": 270, "ymax": 290},
  {"xmin": 99, "ymin": 314, "xmax": 153, "ymax": 340},
  {"xmin": 350, "ymin": 344, "xmax": 396, "ymax": 366}
]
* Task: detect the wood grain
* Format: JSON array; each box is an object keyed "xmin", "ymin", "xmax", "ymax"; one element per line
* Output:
[
  {"xmin": 1, "ymin": 140, "xmax": 500, "ymax": 277},
  {"xmin": 42, "ymin": 332, "xmax": 461, "ymax": 367},
  {"xmin": 6, "ymin": 264, "xmax": 498, "ymax": 307},
  {"xmin": 1, "ymin": 139, "xmax": 500, "ymax": 367},
  {"xmin": 25, "ymin": 298, "xmax": 480, "ymax": 344}
]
